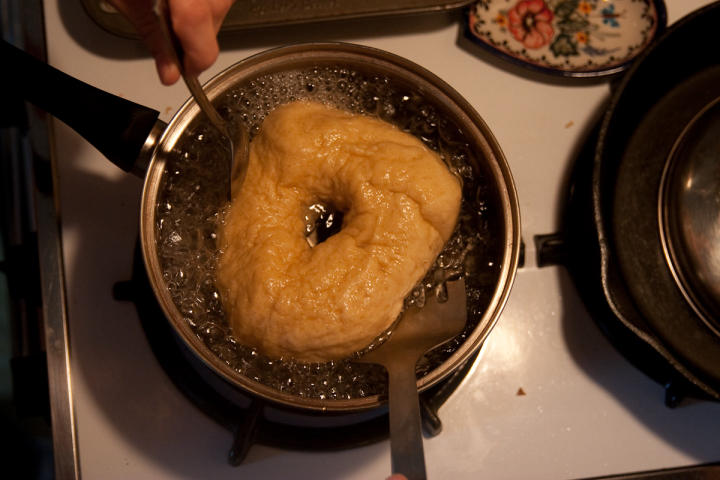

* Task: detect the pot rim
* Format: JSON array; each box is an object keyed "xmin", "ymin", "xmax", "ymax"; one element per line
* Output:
[
  {"xmin": 139, "ymin": 42, "xmax": 521, "ymax": 412},
  {"xmin": 658, "ymin": 95, "xmax": 720, "ymax": 332}
]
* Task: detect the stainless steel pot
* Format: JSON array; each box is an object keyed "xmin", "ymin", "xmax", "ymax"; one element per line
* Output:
[{"xmin": 7, "ymin": 41, "xmax": 521, "ymax": 412}]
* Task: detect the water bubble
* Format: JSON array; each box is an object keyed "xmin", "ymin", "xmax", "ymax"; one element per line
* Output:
[{"xmin": 154, "ymin": 64, "xmax": 500, "ymax": 401}]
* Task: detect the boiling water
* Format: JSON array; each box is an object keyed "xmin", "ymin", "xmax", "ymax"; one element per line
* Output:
[{"xmin": 155, "ymin": 65, "xmax": 503, "ymax": 400}]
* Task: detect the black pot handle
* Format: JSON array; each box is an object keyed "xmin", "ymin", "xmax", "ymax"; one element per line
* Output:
[{"xmin": 1, "ymin": 40, "xmax": 161, "ymax": 173}]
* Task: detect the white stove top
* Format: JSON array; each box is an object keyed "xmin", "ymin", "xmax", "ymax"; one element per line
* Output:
[{"xmin": 42, "ymin": 0, "xmax": 720, "ymax": 478}]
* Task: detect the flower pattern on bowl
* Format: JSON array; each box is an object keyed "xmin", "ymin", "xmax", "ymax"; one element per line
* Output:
[{"xmin": 466, "ymin": 0, "xmax": 665, "ymax": 77}]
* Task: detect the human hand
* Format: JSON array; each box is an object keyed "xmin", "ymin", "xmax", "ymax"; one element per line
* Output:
[{"xmin": 108, "ymin": 0, "xmax": 234, "ymax": 85}]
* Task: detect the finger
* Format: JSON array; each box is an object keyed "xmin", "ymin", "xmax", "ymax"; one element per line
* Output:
[
  {"xmin": 107, "ymin": 0, "xmax": 181, "ymax": 85},
  {"xmin": 155, "ymin": 55, "xmax": 181, "ymax": 86},
  {"xmin": 169, "ymin": 0, "xmax": 220, "ymax": 76},
  {"xmin": 140, "ymin": 25, "xmax": 182, "ymax": 85}
]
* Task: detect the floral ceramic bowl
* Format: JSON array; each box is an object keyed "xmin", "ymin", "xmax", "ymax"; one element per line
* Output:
[{"xmin": 464, "ymin": 0, "xmax": 667, "ymax": 78}]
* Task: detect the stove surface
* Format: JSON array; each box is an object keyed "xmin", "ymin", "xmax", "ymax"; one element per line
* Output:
[{"xmin": 42, "ymin": 0, "xmax": 720, "ymax": 478}]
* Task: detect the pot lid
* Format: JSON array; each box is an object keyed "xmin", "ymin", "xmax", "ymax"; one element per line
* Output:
[
  {"xmin": 592, "ymin": 0, "xmax": 720, "ymax": 399},
  {"xmin": 660, "ymin": 96, "xmax": 720, "ymax": 331}
]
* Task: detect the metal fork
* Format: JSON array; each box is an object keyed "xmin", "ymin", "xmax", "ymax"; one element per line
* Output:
[{"xmin": 153, "ymin": 0, "xmax": 248, "ymax": 200}]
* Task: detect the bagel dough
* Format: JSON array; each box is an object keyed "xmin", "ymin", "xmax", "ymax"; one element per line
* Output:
[{"xmin": 217, "ymin": 101, "xmax": 462, "ymax": 361}]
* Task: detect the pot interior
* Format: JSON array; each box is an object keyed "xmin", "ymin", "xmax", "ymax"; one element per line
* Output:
[{"xmin": 141, "ymin": 43, "xmax": 519, "ymax": 411}]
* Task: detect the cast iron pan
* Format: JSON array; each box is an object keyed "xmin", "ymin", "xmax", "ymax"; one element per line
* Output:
[{"xmin": 594, "ymin": 1, "xmax": 720, "ymax": 399}]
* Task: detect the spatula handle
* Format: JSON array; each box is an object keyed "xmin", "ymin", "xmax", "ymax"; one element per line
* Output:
[{"xmin": 387, "ymin": 357, "xmax": 427, "ymax": 480}]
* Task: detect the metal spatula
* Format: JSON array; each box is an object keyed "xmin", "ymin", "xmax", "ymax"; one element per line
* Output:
[{"xmin": 358, "ymin": 278, "xmax": 467, "ymax": 480}]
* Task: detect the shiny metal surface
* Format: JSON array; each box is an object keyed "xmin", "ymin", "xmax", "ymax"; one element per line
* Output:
[
  {"xmin": 132, "ymin": 118, "xmax": 167, "ymax": 179},
  {"xmin": 139, "ymin": 42, "xmax": 521, "ymax": 412},
  {"xmin": 45, "ymin": 0, "xmax": 720, "ymax": 477},
  {"xmin": 6, "ymin": 1, "xmax": 80, "ymax": 478},
  {"xmin": 37, "ymin": 117, "xmax": 80, "ymax": 480},
  {"xmin": 358, "ymin": 279, "xmax": 467, "ymax": 480},
  {"xmin": 80, "ymin": 0, "xmax": 474, "ymax": 38},
  {"xmin": 153, "ymin": 0, "xmax": 248, "ymax": 199},
  {"xmin": 660, "ymin": 96, "xmax": 720, "ymax": 333}
]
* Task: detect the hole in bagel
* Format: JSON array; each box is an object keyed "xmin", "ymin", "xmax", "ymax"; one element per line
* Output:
[{"xmin": 305, "ymin": 202, "xmax": 344, "ymax": 247}]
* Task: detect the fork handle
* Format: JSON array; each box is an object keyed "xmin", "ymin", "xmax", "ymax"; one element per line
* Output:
[
  {"xmin": 387, "ymin": 355, "xmax": 427, "ymax": 480},
  {"xmin": 153, "ymin": 0, "xmax": 229, "ymax": 139}
]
